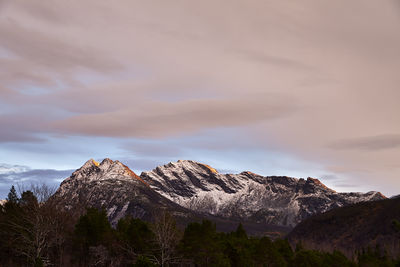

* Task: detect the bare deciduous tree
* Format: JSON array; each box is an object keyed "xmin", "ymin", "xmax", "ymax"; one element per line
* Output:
[
  {"xmin": 152, "ymin": 209, "xmax": 181, "ymax": 267},
  {"xmin": 17, "ymin": 182, "xmax": 57, "ymax": 203},
  {"xmin": 89, "ymin": 245, "xmax": 110, "ymax": 267},
  {"xmin": 5, "ymin": 183, "xmax": 71, "ymax": 266}
]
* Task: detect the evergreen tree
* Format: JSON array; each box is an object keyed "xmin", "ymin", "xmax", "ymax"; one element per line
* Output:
[
  {"xmin": 321, "ymin": 250, "xmax": 355, "ymax": 267},
  {"xmin": 223, "ymin": 223, "xmax": 252, "ymax": 267},
  {"xmin": 274, "ymin": 239, "xmax": 294, "ymax": 263},
  {"xmin": 74, "ymin": 207, "xmax": 113, "ymax": 247},
  {"xmin": 358, "ymin": 247, "xmax": 395, "ymax": 267},
  {"xmin": 19, "ymin": 190, "xmax": 38, "ymax": 207},
  {"xmin": 392, "ymin": 219, "xmax": 400, "ymax": 232},
  {"xmin": 116, "ymin": 216, "xmax": 155, "ymax": 255},
  {"xmin": 234, "ymin": 223, "xmax": 247, "ymax": 239},
  {"xmin": 252, "ymin": 236, "xmax": 287, "ymax": 267},
  {"xmin": 6, "ymin": 185, "xmax": 19, "ymax": 203},
  {"xmin": 74, "ymin": 207, "xmax": 114, "ymax": 265},
  {"xmin": 292, "ymin": 249, "xmax": 324, "ymax": 267},
  {"xmin": 180, "ymin": 220, "xmax": 230, "ymax": 266}
]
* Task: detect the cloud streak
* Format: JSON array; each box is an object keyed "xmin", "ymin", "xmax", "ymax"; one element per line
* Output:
[
  {"xmin": 329, "ymin": 134, "xmax": 400, "ymax": 151},
  {"xmin": 0, "ymin": 168, "xmax": 72, "ymax": 184},
  {"xmin": 0, "ymin": 163, "xmax": 73, "ymax": 199},
  {"xmin": 51, "ymin": 94, "xmax": 298, "ymax": 138}
]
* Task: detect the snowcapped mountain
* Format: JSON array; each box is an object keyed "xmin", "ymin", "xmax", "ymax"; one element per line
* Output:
[
  {"xmin": 53, "ymin": 158, "xmax": 189, "ymax": 225},
  {"xmin": 140, "ymin": 160, "xmax": 385, "ymax": 227}
]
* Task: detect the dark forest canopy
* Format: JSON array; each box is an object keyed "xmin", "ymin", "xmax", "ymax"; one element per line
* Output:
[{"xmin": 0, "ymin": 186, "xmax": 399, "ymax": 267}]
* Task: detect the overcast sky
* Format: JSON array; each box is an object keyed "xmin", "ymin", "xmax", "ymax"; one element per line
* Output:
[{"xmin": 1, "ymin": 0, "xmax": 399, "ymax": 198}]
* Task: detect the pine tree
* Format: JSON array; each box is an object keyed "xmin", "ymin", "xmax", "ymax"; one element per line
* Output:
[
  {"xmin": 393, "ymin": 219, "xmax": 400, "ymax": 232},
  {"xmin": 234, "ymin": 223, "xmax": 247, "ymax": 240},
  {"xmin": 6, "ymin": 185, "xmax": 19, "ymax": 203}
]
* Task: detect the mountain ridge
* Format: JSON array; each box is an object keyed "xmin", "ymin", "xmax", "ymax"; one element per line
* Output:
[
  {"xmin": 52, "ymin": 158, "xmax": 385, "ymax": 230},
  {"xmin": 140, "ymin": 159, "xmax": 385, "ymax": 227}
]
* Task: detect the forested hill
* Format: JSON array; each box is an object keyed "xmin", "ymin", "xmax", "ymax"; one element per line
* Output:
[{"xmin": 288, "ymin": 197, "xmax": 400, "ymax": 259}]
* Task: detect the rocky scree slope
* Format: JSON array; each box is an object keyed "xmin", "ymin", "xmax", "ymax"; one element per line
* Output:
[{"xmin": 140, "ymin": 160, "xmax": 385, "ymax": 227}]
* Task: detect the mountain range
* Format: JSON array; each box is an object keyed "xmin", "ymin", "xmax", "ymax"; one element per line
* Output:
[{"xmin": 52, "ymin": 158, "xmax": 385, "ymax": 234}]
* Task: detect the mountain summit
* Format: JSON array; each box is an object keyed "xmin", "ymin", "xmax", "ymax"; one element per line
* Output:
[{"xmin": 69, "ymin": 158, "xmax": 147, "ymax": 185}]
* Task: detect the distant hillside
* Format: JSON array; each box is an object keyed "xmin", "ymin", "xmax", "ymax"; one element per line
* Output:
[{"xmin": 288, "ymin": 197, "xmax": 400, "ymax": 259}]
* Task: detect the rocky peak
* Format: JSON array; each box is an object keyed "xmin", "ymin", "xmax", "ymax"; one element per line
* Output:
[
  {"xmin": 306, "ymin": 177, "xmax": 328, "ymax": 187},
  {"xmin": 97, "ymin": 158, "xmax": 128, "ymax": 174},
  {"xmin": 80, "ymin": 158, "xmax": 99, "ymax": 169},
  {"xmin": 174, "ymin": 160, "xmax": 219, "ymax": 175},
  {"xmin": 71, "ymin": 159, "xmax": 100, "ymax": 178},
  {"xmin": 303, "ymin": 177, "xmax": 335, "ymax": 194},
  {"xmin": 241, "ymin": 171, "xmax": 261, "ymax": 177},
  {"xmin": 99, "ymin": 158, "xmax": 114, "ymax": 168},
  {"xmin": 68, "ymin": 158, "xmax": 145, "ymax": 186},
  {"xmin": 142, "ymin": 160, "xmax": 235, "ymax": 190},
  {"xmin": 144, "ymin": 160, "xmax": 223, "ymax": 187}
]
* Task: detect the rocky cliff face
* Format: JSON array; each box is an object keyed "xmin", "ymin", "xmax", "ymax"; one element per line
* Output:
[{"xmin": 140, "ymin": 160, "xmax": 385, "ymax": 227}]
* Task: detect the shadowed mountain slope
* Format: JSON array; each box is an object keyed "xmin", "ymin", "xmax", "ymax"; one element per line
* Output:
[{"xmin": 288, "ymin": 197, "xmax": 400, "ymax": 259}]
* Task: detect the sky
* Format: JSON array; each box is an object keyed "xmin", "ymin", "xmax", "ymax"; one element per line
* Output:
[{"xmin": 0, "ymin": 0, "xmax": 399, "ymax": 198}]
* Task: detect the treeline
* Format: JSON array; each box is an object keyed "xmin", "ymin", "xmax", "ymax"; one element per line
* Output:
[{"xmin": 1, "ymin": 186, "xmax": 399, "ymax": 267}]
